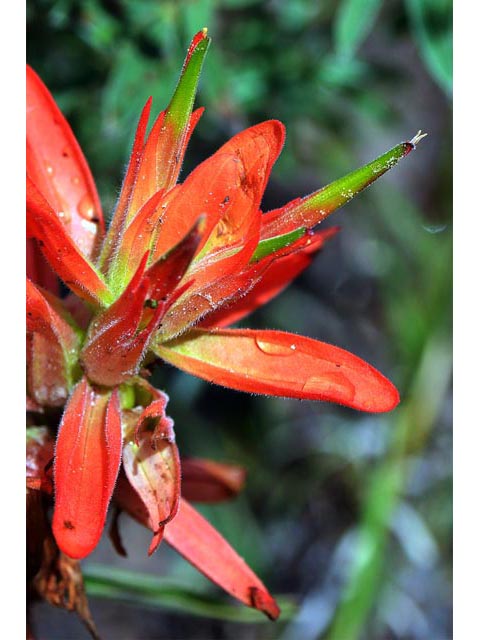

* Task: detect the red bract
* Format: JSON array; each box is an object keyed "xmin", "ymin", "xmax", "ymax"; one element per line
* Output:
[{"xmin": 27, "ymin": 29, "xmax": 424, "ymax": 623}]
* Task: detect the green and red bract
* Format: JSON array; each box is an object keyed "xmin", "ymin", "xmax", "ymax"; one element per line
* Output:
[{"xmin": 26, "ymin": 29, "xmax": 423, "ymax": 621}]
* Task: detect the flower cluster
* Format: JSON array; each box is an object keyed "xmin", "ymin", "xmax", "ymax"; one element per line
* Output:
[{"xmin": 27, "ymin": 29, "xmax": 422, "ymax": 625}]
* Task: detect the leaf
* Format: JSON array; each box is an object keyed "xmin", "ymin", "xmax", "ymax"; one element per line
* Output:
[
  {"xmin": 151, "ymin": 120, "xmax": 285, "ymax": 261},
  {"xmin": 27, "ymin": 177, "xmax": 113, "ymax": 307},
  {"xmin": 144, "ymin": 219, "xmax": 202, "ymax": 304},
  {"xmin": 27, "ymin": 237, "xmax": 60, "ymax": 294},
  {"xmin": 334, "ymin": 0, "xmax": 384, "ymax": 58},
  {"xmin": 26, "ymin": 279, "xmax": 82, "ymax": 406},
  {"xmin": 113, "ymin": 483, "xmax": 279, "ymax": 618},
  {"xmin": 100, "ymin": 28, "xmax": 209, "ymax": 276},
  {"xmin": 83, "ymin": 564, "xmax": 298, "ymax": 623},
  {"xmin": 164, "ymin": 499, "xmax": 281, "ymax": 619},
  {"xmin": 106, "ymin": 188, "xmax": 166, "ymax": 293},
  {"xmin": 154, "ymin": 121, "xmax": 285, "ymax": 338},
  {"xmin": 406, "ymin": 0, "xmax": 452, "ymax": 95},
  {"xmin": 80, "ymin": 254, "xmax": 163, "ymax": 386},
  {"xmin": 155, "ymin": 328, "xmax": 400, "ymax": 413},
  {"xmin": 261, "ymin": 137, "xmax": 420, "ymax": 239},
  {"xmin": 26, "ymin": 280, "xmax": 81, "ymax": 358},
  {"xmin": 106, "ymin": 31, "xmax": 209, "ymax": 245},
  {"xmin": 200, "ymin": 228, "xmax": 338, "ymax": 329},
  {"xmin": 181, "ymin": 458, "xmax": 246, "ymax": 503},
  {"xmin": 26, "ymin": 65, "xmax": 104, "ymax": 260},
  {"xmin": 122, "ymin": 392, "xmax": 181, "ymax": 556},
  {"xmin": 98, "ymin": 97, "xmax": 154, "ymax": 272},
  {"xmin": 250, "ymin": 228, "xmax": 306, "ymax": 263},
  {"xmin": 52, "ymin": 379, "xmax": 122, "ymax": 559}
]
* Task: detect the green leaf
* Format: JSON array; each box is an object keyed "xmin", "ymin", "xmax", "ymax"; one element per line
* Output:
[
  {"xmin": 165, "ymin": 29, "xmax": 210, "ymax": 136},
  {"xmin": 334, "ymin": 0, "xmax": 384, "ymax": 58},
  {"xmin": 262, "ymin": 134, "xmax": 425, "ymax": 238},
  {"xmin": 83, "ymin": 564, "xmax": 297, "ymax": 623},
  {"xmin": 406, "ymin": 0, "xmax": 452, "ymax": 96},
  {"xmin": 251, "ymin": 228, "xmax": 306, "ymax": 263}
]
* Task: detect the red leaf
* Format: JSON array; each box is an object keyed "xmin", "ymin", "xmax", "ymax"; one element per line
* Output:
[
  {"xmin": 181, "ymin": 458, "xmax": 246, "ymax": 503},
  {"xmin": 99, "ymin": 97, "xmax": 153, "ymax": 270},
  {"xmin": 158, "ymin": 221, "xmax": 260, "ymax": 340},
  {"xmin": 106, "ymin": 188, "xmax": 166, "ymax": 290},
  {"xmin": 151, "ymin": 120, "xmax": 285, "ymax": 261},
  {"xmin": 122, "ymin": 393, "xmax": 180, "ymax": 555},
  {"xmin": 80, "ymin": 254, "xmax": 162, "ymax": 386},
  {"xmin": 52, "ymin": 379, "xmax": 122, "ymax": 559},
  {"xmin": 27, "ymin": 177, "xmax": 112, "ymax": 307},
  {"xmin": 164, "ymin": 499, "xmax": 280, "ymax": 620},
  {"xmin": 27, "ymin": 237, "xmax": 60, "ymax": 294},
  {"xmin": 27, "ymin": 332, "xmax": 67, "ymax": 407},
  {"xmin": 102, "ymin": 29, "xmax": 209, "ymax": 271},
  {"xmin": 113, "ymin": 479, "xmax": 279, "ymax": 618},
  {"xmin": 200, "ymin": 228, "xmax": 338, "ymax": 328},
  {"xmin": 123, "ymin": 31, "xmax": 208, "ymax": 221},
  {"xmin": 154, "ymin": 121, "xmax": 285, "ymax": 338},
  {"xmin": 143, "ymin": 219, "xmax": 202, "ymax": 304},
  {"xmin": 26, "ymin": 279, "xmax": 81, "ymax": 406},
  {"xmin": 155, "ymin": 328, "xmax": 400, "ymax": 413},
  {"xmin": 27, "ymin": 65, "xmax": 104, "ymax": 259},
  {"xmin": 26, "ymin": 279, "xmax": 80, "ymax": 349}
]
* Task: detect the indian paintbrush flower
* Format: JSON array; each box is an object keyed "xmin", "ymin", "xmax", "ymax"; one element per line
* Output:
[{"xmin": 26, "ymin": 28, "xmax": 425, "ymax": 625}]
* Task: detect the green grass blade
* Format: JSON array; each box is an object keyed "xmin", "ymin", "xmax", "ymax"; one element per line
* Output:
[{"xmin": 83, "ymin": 564, "xmax": 297, "ymax": 623}]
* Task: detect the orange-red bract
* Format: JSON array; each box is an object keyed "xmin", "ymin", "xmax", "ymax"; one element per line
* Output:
[
  {"xmin": 26, "ymin": 65, "xmax": 104, "ymax": 260},
  {"xmin": 156, "ymin": 328, "xmax": 399, "ymax": 412},
  {"xmin": 122, "ymin": 392, "xmax": 181, "ymax": 556},
  {"xmin": 181, "ymin": 458, "xmax": 246, "ymax": 502},
  {"xmin": 52, "ymin": 379, "xmax": 122, "ymax": 558}
]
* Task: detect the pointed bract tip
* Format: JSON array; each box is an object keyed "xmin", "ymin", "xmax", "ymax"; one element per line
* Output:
[
  {"xmin": 410, "ymin": 130, "xmax": 428, "ymax": 147},
  {"xmin": 249, "ymin": 586, "xmax": 281, "ymax": 620}
]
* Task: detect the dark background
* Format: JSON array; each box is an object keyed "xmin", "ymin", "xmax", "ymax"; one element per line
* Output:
[{"xmin": 27, "ymin": 0, "xmax": 452, "ymax": 638}]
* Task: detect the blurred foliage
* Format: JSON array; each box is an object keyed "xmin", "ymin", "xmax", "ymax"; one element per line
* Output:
[
  {"xmin": 83, "ymin": 564, "xmax": 298, "ymax": 623},
  {"xmin": 27, "ymin": 1, "xmax": 452, "ymax": 639}
]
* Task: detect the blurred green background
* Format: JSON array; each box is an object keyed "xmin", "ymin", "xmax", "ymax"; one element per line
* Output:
[{"xmin": 27, "ymin": 0, "xmax": 452, "ymax": 638}]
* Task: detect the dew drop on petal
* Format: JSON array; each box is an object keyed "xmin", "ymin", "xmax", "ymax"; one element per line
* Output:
[
  {"xmin": 255, "ymin": 338, "xmax": 295, "ymax": 357},
  {"xmin": 58, "ymin": 210, "xmax": 72, "ymax": 224},
  {"xmin": 78, "ymin": 193, "xmax": 95, "ymax": 220},
  {"xmin": 301, "ymin": 372, "xmax": 355, "ymax": 401},
  {"xmin": 81, "ymin": 219, "xmax": 98, "ymax": 234}
]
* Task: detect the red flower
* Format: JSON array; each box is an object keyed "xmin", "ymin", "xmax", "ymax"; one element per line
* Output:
[{"xmin": 26, "ymin": 29, "xmax": 424, "ymax": 621}]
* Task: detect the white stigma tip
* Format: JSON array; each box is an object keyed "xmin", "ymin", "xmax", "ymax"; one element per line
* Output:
[
  {"xmin": 410, "ymin": 130, "xmax": 428, "ymax": 147},
  {"xmin": 202, "ymin": 27, "xmax": 208, "ymax": 36}
]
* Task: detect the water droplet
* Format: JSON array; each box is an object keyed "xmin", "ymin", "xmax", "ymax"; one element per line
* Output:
[
  {"xmin": 78, "ymin": 194, "xmax": 95, "ymax": 220},
  {"xmin": 58, "ymin": 210, "xmax": 71, "ymax": 223},
  {"xmin": 301, "ymin": 372, "xmax": 355, "ymax": 401},
  {"xmin": 71, "ymin": 176, "xmax": 80, "ymax": 186},
  {"xmin": 81, "ymin": 219, "xmax": 97, "ymax": 234},
  {"xmin": 45, "ymin": 164, "xmax": 54, "ymax": 175},
  {"xmin": 255, "ymin": 338, "xmax": 295, "ymax": 356}
]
